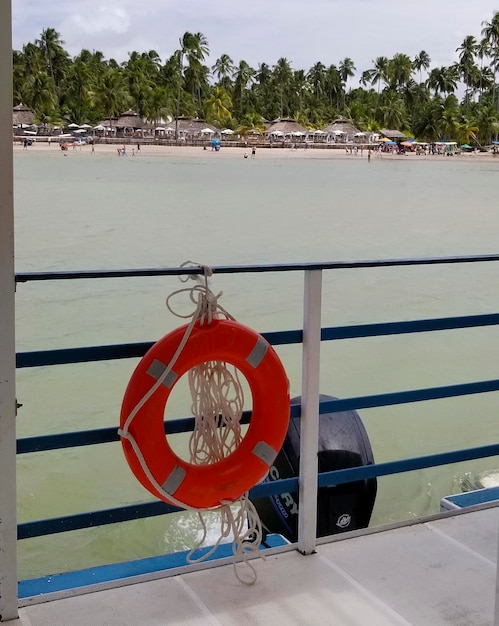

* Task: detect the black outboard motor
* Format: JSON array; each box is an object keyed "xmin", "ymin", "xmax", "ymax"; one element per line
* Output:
[{"xmin": 252, "ymin": 395, "xmax": 377, "ymax": 541}]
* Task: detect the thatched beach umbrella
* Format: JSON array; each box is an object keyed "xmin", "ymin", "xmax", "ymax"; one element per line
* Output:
[
  {"xmin": 264, "ymin": 118, "xmax": 307, "ymax": 137},
  {"xmin": 322, "ymin": 118, "xmax": 361, "ymax": 142},
  {"xmin": 12, "ymin": 103, "xmax": 35, "ymax": 128},
  {"xmin": 114, "ymin": 110, "xmax": 145, "ymax": 136},
  {"xmin": 379, "ymin": 129, "xmax": 406, "ymax": 140},
  {"xmin": 171, "ymin": 117, "xmax": 220, "ymax": 138}
]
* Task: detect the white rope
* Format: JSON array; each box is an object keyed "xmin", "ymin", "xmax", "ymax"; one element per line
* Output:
[{"xmin": 119, "ymin": 261, "xmax": 263, "ymax": 584}]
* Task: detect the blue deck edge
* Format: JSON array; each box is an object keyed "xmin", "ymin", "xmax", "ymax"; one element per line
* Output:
[
  {"xmin": 18, "ymin": 534, "xmax": 289, "ymax": 599},
  {"xmin": 440, "ymin": 486, "xmax": 499, "ymax": 511}
]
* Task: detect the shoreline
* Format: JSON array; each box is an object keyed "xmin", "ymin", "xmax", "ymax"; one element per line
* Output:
[{"xmin": 13, "ymin": 141, "xmax": 499, "ymax": 163}]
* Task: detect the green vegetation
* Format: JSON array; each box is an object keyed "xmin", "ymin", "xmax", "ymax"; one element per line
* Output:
[{"xmin": 12, "ymin": 14, "xmax": 499, "ymax": 142}]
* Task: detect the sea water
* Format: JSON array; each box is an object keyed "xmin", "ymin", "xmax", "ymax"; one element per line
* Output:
[{"xmin": 14, "ymin": 148, "xmax": 499, "ymax": 578}]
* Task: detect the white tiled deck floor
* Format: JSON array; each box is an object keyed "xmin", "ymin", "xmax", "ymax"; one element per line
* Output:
[{"xmin": 9, "ymin": 506, "xmax": 499, "ymax": 626}]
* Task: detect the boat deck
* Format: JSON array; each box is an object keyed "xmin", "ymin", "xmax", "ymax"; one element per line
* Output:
[{"xmin": 11, "ymin": 505, "xmax": 499, "ymax": 625}]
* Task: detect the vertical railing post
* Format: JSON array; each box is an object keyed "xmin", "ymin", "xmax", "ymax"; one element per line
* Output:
[
  {"xmin": 0, "ymin": 1, "xmax": 18, "ymax": 621},
  {"xmin": 297, "ymin": 270, "xmax": 322, "ymax": 554}
]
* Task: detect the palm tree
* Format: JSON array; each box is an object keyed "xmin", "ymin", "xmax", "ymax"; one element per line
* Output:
[
  {"xmin": 143, "ymin": 86, "xmax": 175, "ymax": 126},
  {"xmin": 387, "ymin": 53, "xmax": 413, "ymax": 91},
  {"xmin": 339, "ymin": 57, "xmax": 356, "ymax": 85},
  {"xmin": 293, "ymin": 69, "xmax": 308, "ymax": 118},
  {"xmin": 324, "ymin": 64, "xmax": 342, "ymax": 110},
  {"xmin": 427, "ymin": 66, "xmax": 459, "ymax": 97},
  {"xmin": 35, "ymin": 28, "xmax": 68, "ymax": 105},
  {"xmin": 204, "ymin": 86, "xmax": 233, "ymax": 126},
  {"xmin": 477, "ymin": 38, "xmax": 492, "ymax": 99},
  {"xmin": 456, "ymin": 36, "xmax": 478, "ymax": 106},
  {"xmin": 273, "ymin": 57, "xmax": 293, "ymax": 117},
  {"xmin": 369, "ymin": 56, "xmax": 389, "ymax": 112},
  {"xmin": 413, "ymin": 51, "xmax": 431, "ymax": 86},
  {"xmin": 308, "ymin": 62, "xmax": 326, "ymax": 99},
  {"xmin": 360, "ymin": 69, "xmax": 374, "ymax": 88},
  {"xmin": 482, "ymin": 12, "xmax": 499, "ymax": 112},
  {"xmin": 175, "ymin": 32, "xmax": 210, "ymax": 137},
  {"xmin": 212, "ymin": 54, "xmax": 235, "ymax": 90},
  {"xmin": 233, "ymin": 60, "xmax": 255, "ymax": 117},
  {"xmin": 339, "ymin": 57, "xmax": 356, "ymax": 109},
  {"xmin": 99, "ymin": 67, "xmax": 128, "ymax": 130},
  {"xmin": 377, "ymin": 91, "xmax": 407, "ymax": 128}
]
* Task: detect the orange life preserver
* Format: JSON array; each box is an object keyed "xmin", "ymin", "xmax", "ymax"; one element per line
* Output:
[{"xmin": 120, "ymin": 318, "xmax": 290, "ymax": 509}]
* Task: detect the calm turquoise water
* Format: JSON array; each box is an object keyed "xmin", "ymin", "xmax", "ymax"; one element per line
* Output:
[{"xmin": 14, "ymin": 149, "xmax": 499, "ymax": 577}]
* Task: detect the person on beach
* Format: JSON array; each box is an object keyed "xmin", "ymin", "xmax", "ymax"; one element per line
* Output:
[{"xmin": 251, "ymin": 146, "xmax": 256, "ymax": 158}]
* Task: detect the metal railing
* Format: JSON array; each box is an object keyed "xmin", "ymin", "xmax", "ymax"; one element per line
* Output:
[{"xmin": 9, "ymin": 256, "xmax": 499, "ymax": 607}]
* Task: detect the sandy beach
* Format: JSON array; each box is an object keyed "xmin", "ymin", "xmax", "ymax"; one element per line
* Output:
[{"xmin": 13, "ymin": 140, "xmax": 499, "ymax": 163}]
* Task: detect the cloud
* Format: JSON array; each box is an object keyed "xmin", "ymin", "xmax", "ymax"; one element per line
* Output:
[
  {"xmin": 61, "ymin": 4, "xmax": 131, "ymax": 37},
  {"xmin": 11, "ymin": 0, "xmax": 499, "ymax": 77}
]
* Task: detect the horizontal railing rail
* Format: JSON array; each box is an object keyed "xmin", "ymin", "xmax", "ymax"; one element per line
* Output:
[
  {"xmin": 16, "ymin": 313, "xmax": 499, "ymax": 368},
  {"xmin": 13, "ymin": 253, "xmax": 499, "ymax": 283},
  {"xmin": 14, "ymin": 257, "xmax": 499, "ymax": 559},
  {"xmin": 17, "ymin": 442, "xmax": 499, "ymax": 540}
]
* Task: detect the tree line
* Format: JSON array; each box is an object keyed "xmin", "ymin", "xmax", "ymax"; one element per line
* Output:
[{"xmin": 12, "ymin": 13, "xmax": 499, "ymax": 143}]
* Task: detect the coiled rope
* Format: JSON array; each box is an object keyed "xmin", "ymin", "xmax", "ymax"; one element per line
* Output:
[{"xmin": 119, "ymin": 261, "xmax": 264, "ymax": 584}]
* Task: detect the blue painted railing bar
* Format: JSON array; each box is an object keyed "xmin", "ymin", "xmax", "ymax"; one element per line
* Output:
[
  {"xmin": 321, "ymin": 313, "xmax": 499, "ymax": 340},
  {"xmin": 17, "ymin": 314, "xmax": 499, "ymax": 369},
  {"xmin": 317, "ymin": 443, "xmax": 499, "ymax": 488},
  {"xmin": 18, "ymin": 441, "xmax": 499, "ymax": 540},
  {"xmin": 16, "ymin": 376, "xmax": 499, "ymax": 454},
  {"xmin": 16, "ymin": 330, "xmax": 303, "ymax": 368},
  {"xmin": 319, "ymin": 379, "xmax": 499, "ymax": 413},
  {"xmin": 13, "ymin": 253, "xmax": 499, "ymax": 283},
  {"xmin": 17, "ymin": 413, "xmax": 251, "ymax": 454}
]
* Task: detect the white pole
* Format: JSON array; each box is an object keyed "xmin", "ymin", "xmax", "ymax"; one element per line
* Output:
[
  {"xmin": 297, "ymin": 270, "xmax": 322, "ymax": 554},
  {"xmin": 0, "ymin": 0, "xmax": 18, "ymax": 621}
]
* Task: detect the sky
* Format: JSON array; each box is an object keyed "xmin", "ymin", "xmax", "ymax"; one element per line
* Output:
[{"xmin": 11, "ymin": 0, "xmax": 499, "ymax": 80}]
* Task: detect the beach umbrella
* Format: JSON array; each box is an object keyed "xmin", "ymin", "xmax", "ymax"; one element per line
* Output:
[
  {"xmin": 94, "ymin": 125, "xmax": 105, "ymax": 131},
  {"xmin": 74, "ymin": 128, "xmax": 86, "ymax": 133},
  {"xmin": 79, "ymin": 124, "xmax": 92, "ymax": 129},
  {"xmin": 221, "ymin": 129, "xmax": 234, "ymax": 135},
  {"xmin": 67, "ymin": 123, "xmax": 79, "ymax": 129},
  {"xmin": 379, "ymin": 137, "xmax": 391, "ymax": 142},
  {"xmin": 201, "ymin": 128, "xmax": 215, "ymax": 134}
]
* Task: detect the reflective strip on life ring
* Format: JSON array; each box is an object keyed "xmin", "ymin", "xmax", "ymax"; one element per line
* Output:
[{"xmin": 120, "ymin": 318, "xmax": 290, "ymax": 509}]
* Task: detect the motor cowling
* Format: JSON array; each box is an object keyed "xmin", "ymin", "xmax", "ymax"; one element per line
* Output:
[{"xmin": 251, "ymin": 395, "xmax": 377, "ymax": 541}]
